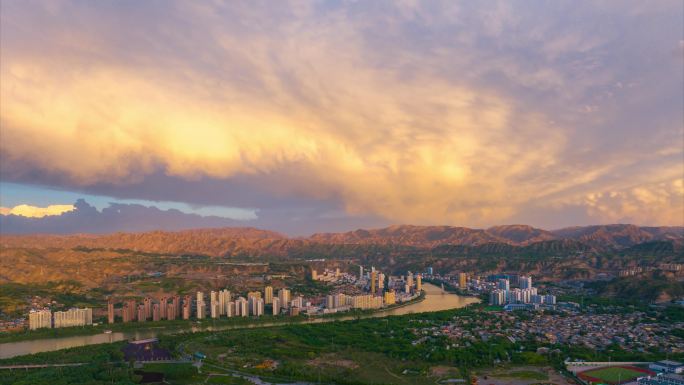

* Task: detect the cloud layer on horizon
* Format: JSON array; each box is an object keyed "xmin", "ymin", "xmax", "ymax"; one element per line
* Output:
[
  {"xmin": 0, "ymin": 199, "xmax": 389, "ymax": 235},
  {"xmin": 1, "ymin": 1, "xmax": 682, "ymax": 231},
  {"xmin": 0, "ymin": 203, "xmax": 75, "ymax": 218}
]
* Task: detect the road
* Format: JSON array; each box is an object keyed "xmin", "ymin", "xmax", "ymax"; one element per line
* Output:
[{"xmin": 0, "ymin": 362, "xmax": 86, "ymax": 370}]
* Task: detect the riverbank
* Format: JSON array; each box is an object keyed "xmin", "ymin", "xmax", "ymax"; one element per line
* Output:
[
  {"xmin": 0, "ymin": 316, "xmax": 288, "ymax": 344},
  {"xmin": 0, "ymin": 283, "xmax": 475, "ymax": 360}
]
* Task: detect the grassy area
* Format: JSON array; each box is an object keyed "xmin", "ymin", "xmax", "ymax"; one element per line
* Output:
[
  {"xmin": 139, "ymin": 362, "xmax": 202, "ymax": 384},
  {"xmin": 206, "ymin": 376, "xmax": 254, "ymax": 384},
  {"xmin": 206, "ymin": 354, "xmax": 438, "ymax": 385},
  {"xmin": 159, "ymin": 308, "xmax": 524, "ymax": 384},
  {"xmin": 203, "ymin": 350, "xmax": 438, "ymax": 385},
  {"xmin": 494, "ymin": 370, "xmax": 549, "ymax": 380}
]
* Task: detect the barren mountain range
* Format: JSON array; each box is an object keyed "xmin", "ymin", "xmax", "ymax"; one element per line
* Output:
[
  {"xmin": 1, "ymin": 224, "xmax": 682, "ymax": 294},
  {"xmin": 1, "ymin": 224, "xmax": 682, "ymax": 257}
]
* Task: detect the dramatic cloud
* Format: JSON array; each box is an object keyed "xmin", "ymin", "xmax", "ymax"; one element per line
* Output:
[
  {"xmin": 1, "ymin": 1, "xmax": 682, "ymax": 230},
  {"xmin": 580, "ymin": 179, "xmax": 684, "ymax": 226},
  {"xmin": 0, "ymin": 204, "xmax": 75, "ymax": 218},
  {"xmin": 0, "ymin": 199, "xmax": 386, "ymax": 235},
  {"xmin": 0, "ymin": 199, "xmax": 239, "ymax": 234}
]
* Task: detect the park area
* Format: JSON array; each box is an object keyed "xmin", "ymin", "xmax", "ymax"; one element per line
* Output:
[
  {"xmin": 577, "ymin": 366, "xmax": 654, "ymax": 385},
  {"xmin": 476, "ymin": 366, "xmax": 575, "ymax": 385}
]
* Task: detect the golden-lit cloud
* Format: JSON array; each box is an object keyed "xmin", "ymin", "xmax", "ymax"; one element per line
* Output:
[
  {"xmin": 580, "ymin": 179, "xmax": 684, "ymax": 225},
  {"xmin": 0, "ymin": 59, "xmax": 565, "ymax": 225},
  {"xmin": 1, "ymin": 1, "xmax": 682, "ymax": 228},
  {"xmin": 0, "ymin": 204, "xmax": 75, "ymax": 218}
]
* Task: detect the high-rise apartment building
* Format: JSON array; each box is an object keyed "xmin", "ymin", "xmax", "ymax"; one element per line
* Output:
[
  {"xmin": 159, "ymin": 297, "xmax": 167, "ymax": 319},
  {"xmin": 137, "ymin": 305, "xmax": 145, "ymax": 322},
  {"xmin": 249, "ymin": 296, "xmax": 264, "ymax": 316},
  {"xmin": 182, "ymin": 295, "xmax": 191, "ymax": 320},
  {"xmin": 219, "ymin": 289, "xmax": 231, "ymax": 315},
  {"xmin": 264, "ymin": 286, "xmax": 273, "ymax": 304},
  {"xmin": 520, "ymin": 276, "xmax": 532, "ymax": 289},
  {"xmin": 507, "ymin": 289, "xmax": 522, "ymax": 303},
  {"xmin": 290, "ymin": 296, "xmax": 303, "ymax": 309},
  {"xmin": 416, "ymin": 275, "xmax": 422, "ymax": 291},
  {"xmin": 350, "ymin": 294, "xmax": 383, "ymax": 309},
  {"xmin": 143, "ymin": 297, "xmax": 152, "ymax": 320},
  {"xmin": 152, "ymin": 303, "xmax": 160, "ymax": 321},
  {"xmin": 333, "ymin": 293, "xmax": 346, "ymax": 308},
  {"xmin": 107, "ymin": 299, "xmax": 115, "ymax": 324},
  {"xmin": 489, "ymin": 290, "xmax": 505, "ymax": 305},
  {"xmin": 196, "ymin": 292, "xmax": 205, "ymax": 319},
  {"xmin": 272, "ymin": 298, "xmax": 280, "ymax": 315},
  {"xmin": 278, "ymin": 289, "xmax": 290, "ymax": 309},
  {"xmin": 233, "ymin": 299, "xmax": 241, "ymax": 317},
  {"xmin": 235, "ymin": 297, "xmax": 248, "ymax": 317},
  {"xmin": 371, "ymin": 271, "xmax": 377, "ymax": 294},
  {"xmin": 167, "ymin": 302, "xmax": 176, "ymax": 321},
  {"xmin": 210, "ymin": 291, "xmax": 219, "ymax": 319},
  {"xmin": 173, "ymin": 295, "xmax": 181, "ymax": 318},
  {"xmin": 29, "ymin": 309, "xmax": 52, "ymax": 330},
  {"xmin": 383, "ymin": 290, "xmax": 396, "ymax": 305},
  {"xmin": 54, "ymin": 308, "xmax": 93, "ymax": 328},
  {"xmin": 122, "ymin": 302, "xmax": 132, "ymax": 323},
  {"xmin": 226, "ymin": 301, "xmax": 234, "ymax": 317},
  {"xmin": 459, "ymin": 272, "xmax": 467, "ymax": 289},
  {"xmin": 498, "ymin": 279, "xmax": 510, "ymax": 291},
  {"xmin": 123, "ymin": 299, "xmax": 137, "ymax": 322}
]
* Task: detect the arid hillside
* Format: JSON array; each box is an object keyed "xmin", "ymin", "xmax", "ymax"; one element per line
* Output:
[{"xmin": 1, "ymin": 224, "xmax": 682, "ymax": 287}]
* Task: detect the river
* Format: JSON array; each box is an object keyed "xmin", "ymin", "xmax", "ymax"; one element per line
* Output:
[{"xmin": 0, "ymin": 283, "xmax": 478, "ymax": 359}]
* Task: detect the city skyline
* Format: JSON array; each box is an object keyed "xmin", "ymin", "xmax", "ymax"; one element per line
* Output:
[{"xmin": 24, "ymin": 265, "xmax": 427, "ymax": 330}]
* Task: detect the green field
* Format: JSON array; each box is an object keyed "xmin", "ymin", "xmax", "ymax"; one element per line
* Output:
[{"xmin": 582, "ymin": 366, "xmax": 647, "ymax": 384}]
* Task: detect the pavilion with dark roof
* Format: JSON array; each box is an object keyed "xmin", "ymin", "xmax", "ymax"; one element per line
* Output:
[{"xmin": 121, "ymin": 338, "xmax": 172, "ymax": 362}]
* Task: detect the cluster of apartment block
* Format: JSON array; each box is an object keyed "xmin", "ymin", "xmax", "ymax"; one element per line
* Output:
[
  {"xmin": 28, "ymin": 307, "xmax": 93, "ymax": 330},
  {"xmin": 27, "ymin": 266, "xmax": 427, "ymax": 331},
  {"xmin": 106, "ymin": 286, "xmax": 308, "ymax": 324},
  {"xmin": 316, "ymin": 267, "xmax": 420, "ymax": 314},
  {"xmin": 489, "ymin": 276, "xmax": 556, "ymax": 306},
  {"xmin": 115, "ymin": 295, "xmax": 187, "ymax": 323},
  {"xmin": 312, "ymin": 268, "xmax": 343, "ymax": 282},
  {"xmin": 323, "ymin": 289, "xmax": 399, "ymax": 314},
  {"xmin": 362, "ymin": 266, "xmax": 422, "ymax": 296}
]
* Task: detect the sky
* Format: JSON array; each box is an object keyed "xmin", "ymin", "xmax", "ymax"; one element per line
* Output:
[{"xmin": 1, "ymin": 0, "xmax": 683, "ymax": 235}]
